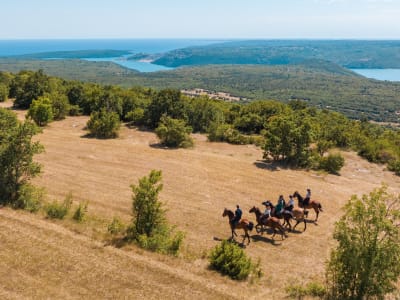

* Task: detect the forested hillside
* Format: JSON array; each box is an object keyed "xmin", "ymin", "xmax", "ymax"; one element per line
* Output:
[
  {"xmin": 1, "ymin": 59, "xmax": 399, "ymax": 122},
  {"xmin": 150, "ymin": 40, "xmax": 400, "ymax": 68}
]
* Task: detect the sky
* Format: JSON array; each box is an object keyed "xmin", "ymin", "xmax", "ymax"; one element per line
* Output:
[{"xmin": 0, "ymin": 0, "xmax": 399, "ymax": 39}]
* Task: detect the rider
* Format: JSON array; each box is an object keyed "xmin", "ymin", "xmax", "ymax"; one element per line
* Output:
[
  {"xmin": 231, "ymin": 204, "xmax": 242, "ymax": 227},
  {"xmin": 285, "ymin": 194, "xmax": 295, "ymax": 217},
  {"xmin": 275, "ymin": 195, "xmax": 285, "ymax": 217},
  {"xmin": 304, "ymin": 188, "xmax": 311, "ymax": 206},
  {"xmin": 261, "ymin": 202, "xmax": 271, "ymax": 224}
]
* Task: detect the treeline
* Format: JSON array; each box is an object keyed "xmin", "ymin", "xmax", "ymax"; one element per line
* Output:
[
  {"xmin": 2, "ymin": 59, "xmax": 400, "ymax": 123},
  {"xmin": 1, "ymin": 69, "xmax": 400, "ymax": 175}
]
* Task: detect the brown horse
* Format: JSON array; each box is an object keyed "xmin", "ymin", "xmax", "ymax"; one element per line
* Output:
[
  {"xmin": 263, "ymin": 201, "xmax": 307, "ymax": 232},
  {"xmin": 249, "ymin": 206, "xmax": 287, "ymax": 240},
  {"xmin": 293, "ymin": 191, "xmax": 323, "ymax": 221},
  {"xmin": 222, "ymin": 208, "xmax": 254, "ymax": 244}
]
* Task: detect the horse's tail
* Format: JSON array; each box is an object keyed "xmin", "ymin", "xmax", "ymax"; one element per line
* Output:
[
  {"xmin": 248, "ymin": 222, "xmax": 254, "ymax": 231},
  {"xmin": 318, "ymin": 203, "xmax": 323, "ymax": 212}
]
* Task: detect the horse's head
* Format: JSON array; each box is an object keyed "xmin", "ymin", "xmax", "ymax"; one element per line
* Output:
[
  {"xmin": 249, "ymin": 206, "xmax": 256, "ymax": 213},
  {"xmin": 222, "ymin": 208, "xmax": 228, "ymax": 217},
  {"xmin": 293, "ymin": 191, "xmax": 299, "ymax": 197}
]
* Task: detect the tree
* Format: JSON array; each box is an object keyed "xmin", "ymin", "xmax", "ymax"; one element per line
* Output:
[
  {"xmin": 155, "ymin": 115, "xmax": 193, "ymax": 148},
  {"xmin": 263, "ymin": 114, "xmax": 311, "ymax": 166},
  {"xmin": 86, "ymin": 108, "xmax": 121, "ymax": 138},
  {"xmin": 129, "ymin": 170, "xmax": 164, "ymax": 238},
  {"xmin": 0, "ymin": 83, "xmax": 8, "ymax": 102},
  {"xmin": 0, "ymin": 108, "xmax": 43, "ymax": 204},
  {"xmin": 14, "ymin": 70, "xmax": 51, "ymax": 109},
  {"xmin": 147, "ymin": 89, "xmax": 186, "ymax": 128},
  {"xmin": 127, "ymin": 170, "xmax": 184, "ymax": 255},
  {"xmin": 27, "ymin": 96, "xmax": 54, "ymax": 126},
  {"xmin": 326, "ymin": 185, "xmax": 400, "ymax": 300}
]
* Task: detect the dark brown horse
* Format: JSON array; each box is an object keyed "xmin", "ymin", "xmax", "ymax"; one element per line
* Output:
[
  {"xmin": 263, "ymin": 201, "xmax": 307, "ymax": 232},
  {"xmin": 222, "ymin": 208, "xmax": 254, "ymax": 244},
  {"xmin": 249, "ymin": 206, "xmax": 287, "ymax": 240},
  {"xmin": 293, "ymin": 191, "xmax": 323, "ymax": 221}
]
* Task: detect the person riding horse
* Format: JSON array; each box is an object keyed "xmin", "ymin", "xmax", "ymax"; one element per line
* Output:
[
  {"xmin": 284, "ymin": 194, "xmax": 295, "ymax": 217},
  {"xmin": 275, "ymin": 195, "xmax": 285, "ymax": 217},
  {"xmin": 304, "ymin": 188, "xmax": 311, "ymax": 206},
  {"xmin": 260, "ymin": 201, "xmax": 271, "ymax": 224},
  {"xmin": 230, "ymin": 204, "xmax": 242, "ymax": 227}
]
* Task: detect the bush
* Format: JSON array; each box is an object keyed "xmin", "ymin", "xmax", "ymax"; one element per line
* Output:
[
  {"xmin": 209, "ymin": 240, "xmax": 261, "ymax": 280},
  {"xmin": 135, "ymin": 226, "xmax": 184, "ymax": 256},
  {"xmin": 12, "ymin": 183, "xmax": 44, "ymax": 213},
  {"xmin": 388, "ymin": 159, "xmax": 400, "ymax": 176},
  {"xmin": 155, "ymin": 115, "xmax": 193, "ymax": 148},
  {"xmin": 107, "ymin": 216, "xmax": 125, "ymax": 235},
  {"xmin": 45, "ymin": 193, "xmax": 73, "ymax": 219},
  {"xmin": 0, "ymin": 83, "xmax": 8, "ymax": 102},
  {"xmin": 27, "ymin": 96, "xmax": 54, "ymax": 126},
  {"xmin": 50, "ymin": 93, "xmax": 70, "ymax": 120},
  {"xmin": 285, "ymin": 282, "xmax": 326, "ymax": 299},
  {"xmin": 125, "ymin": 108, "xmax": 145, "ymax": 125},
  {"xmin": 86, "ymin": 108, "xmax": 121, "ymax": 138},
  {"xmin": 319, "ymin": 153, "xmax": 345, "ymax": 174},
  {"xmin": 72, "ymin": 201, "xmax": 88, "ymax": 222}
]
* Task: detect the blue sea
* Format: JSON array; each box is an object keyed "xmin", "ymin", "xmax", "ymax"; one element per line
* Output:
[
  {"xmin": 351, "ymin": 69, "xmax": 400, "ymax": 82},
  {"xmin": 0, "ymin": 39, "xmax": 223, "ymax": 72}
]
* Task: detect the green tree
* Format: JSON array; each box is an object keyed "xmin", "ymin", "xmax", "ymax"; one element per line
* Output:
[
  {"xmin": 0, "ymin": 83, "xmax": 8, "ymax": 102},
  {"xmin": 147, "ymin": 89, "xmax": 186, "ymax": 128},
  {"xmin": 14, "ymin": 70, "xmax": 51, "ymax": 109},
  {"xmin": 0, "ymin": 108, "xmax": 43, "ymax": 204},
  {"xmin": 129, "ymin": 170, "xmax": 165, "ymax": 238},
  {"xmin": 127, "ymin": 170, "xmax": 184, "ymax": 255},
  {"xmin": 326, "ymin": 185, "xmax": 400, "ymax": 300},
  {"xmin": 263, "ymin": 114, "xmax": 311, "ymax": 166},
  {"xmin": 155, "ymin": 115, "xmax": 193, "ymax": 148},
  {"xmin": 50, "ymin": 92, "xmax": 70, "ymax": 120},
  {"xmin": 86, "ymin": 108, "xmax": 121, "ymax": 138},
  {"xmin": 27, "ymin": 96, "xmax": 54, "ymax": 126}
]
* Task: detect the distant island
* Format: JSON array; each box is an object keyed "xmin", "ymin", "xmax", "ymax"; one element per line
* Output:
[{"xmin": 140, "ymin": 40, "xmax": 400, "ymax": 69}]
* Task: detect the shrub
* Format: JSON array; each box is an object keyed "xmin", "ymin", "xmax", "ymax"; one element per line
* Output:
[
  {"xmin": 135, "ymin": 226, "xmax": 184, "ymax": 256},
  {"xmin": 209, "ymin": 240, "xmax": 261, "ymax": 280},
  {"xmin": 388, "ymin": 159, "xmax": 400, "ymax": 176},
  {"xmin": 0, "ymin": 83, "xmax": 8, "ymax": 102},
  {"xmin": 125, "ymin": 108, "xmax": 145, "ymax": 125},
  {"xmin": 45, "ymin": 193, "xmax": 73, "ymax": 219},
  {"xmin": 50, "ymin": 93, "xmax": 70, "ymax": 120},
  {"xmin": 12, "ymin": 183, "xmax": 44, "ymax": 213},
  {"xmin": 319, "ymin": 153, "xmax": 345, "ymax": 174},
  {"xmin": 86, "ymin": 108, "xmax": 121, "ymax": 138},
  {"xmin": 155, "ymin": 115, "xmax": 193, "ymax": 148},
  {"xmin": 107, "ymin": 216, "xmax": 125, "ymax": 235},
  {"xmin": 27, "ymin": 96, "xmax": 54, "ymax": 126},
  {"xmin": 285, "ymin": 282, "xmax": 326, "ymax": 299},
  {"xmin": 72, "ymin": 201, "xmax": 88, "ymax": 222}
]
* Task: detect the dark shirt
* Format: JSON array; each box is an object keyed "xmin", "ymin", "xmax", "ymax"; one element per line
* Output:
[{"xmin": 235, "ymin": 207, "xmax": 242, "ymax": 220}]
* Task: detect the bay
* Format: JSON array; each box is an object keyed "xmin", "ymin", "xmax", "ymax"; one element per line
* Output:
[
  {"xmin": 0, "ymin": 39, "xmax": 223, "ymax": 72},
  {"xmin": 351, "ymin": 69, "xmax": 400, "ymax": 82}
]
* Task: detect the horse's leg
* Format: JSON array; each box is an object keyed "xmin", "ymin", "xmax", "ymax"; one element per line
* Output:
[
  {"xmin": 303, "ymin": 219, "xmax": 307, "ymax": 231},
  {"xmin": 286, "ymin": 216, "xmax": 292, "ymax": 232},
  {"xmin": 314, "ymin": 206, "xmax": 319, "ymax": 221},
  {"xmin": 293, "ymin": 219, "xmax": 299, "ymax": 230},
  {"xmin": 245, "ymin": 229, "xmax": 250, "ymax": 244}
]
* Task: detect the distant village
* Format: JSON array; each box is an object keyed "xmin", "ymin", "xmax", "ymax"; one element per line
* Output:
[{"xmin": 181, "ymin": 88, "xmax": 247, "ymax": 102}]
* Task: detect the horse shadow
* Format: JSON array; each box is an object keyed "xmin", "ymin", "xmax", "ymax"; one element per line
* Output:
[
  {"xmin": 305, "ymin": 219, "xmax": 318, "ymax": 226},
  {"xmin": 250, "ymin": 234, "xmax": 282, "ymax": 246},
  {"xmin": 213, "ymin": 236, "xmax": 248, "ymax": 248}
]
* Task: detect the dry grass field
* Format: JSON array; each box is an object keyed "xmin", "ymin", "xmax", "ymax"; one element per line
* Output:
[{"xmin": 1, "ymin": 100, "xmax": 400, "ymax": 299}]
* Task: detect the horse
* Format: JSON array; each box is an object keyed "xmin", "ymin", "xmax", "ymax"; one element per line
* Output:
[
  {"xmin": 293, "ymin": 191, "xmax": 323, "ymax": 221},
  {"xmin": 222, "ymin": 208, "xmax": 254, "ymax": 245},
  {"xmin": 263, "ymin": 201, "xmax": 307, "ymax": 232},
  {"xmin": 249, "ymin": 206, "xmax": 287, "ymax": 240}
]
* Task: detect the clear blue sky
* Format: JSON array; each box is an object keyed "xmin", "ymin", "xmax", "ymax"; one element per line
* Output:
[{"xmin": 1, "ymin": 0, "xmax": 398, "ymax": 39}]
